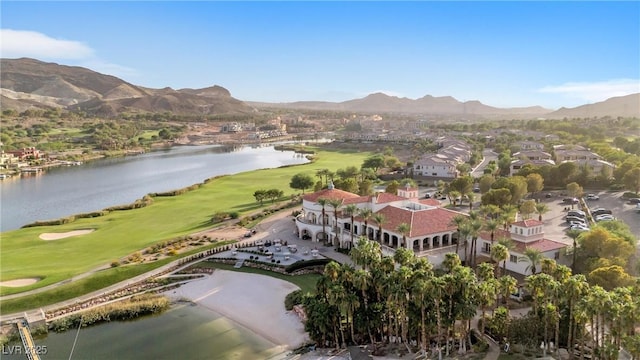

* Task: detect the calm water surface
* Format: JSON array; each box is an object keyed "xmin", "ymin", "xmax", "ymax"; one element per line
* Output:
[
  {"xmin": 4, "ymin": 305, "xmax": 286, "ymax": 360},
  {"xmin": 0, "ymin": 144, "xmax": 308, "ymax": 231}
]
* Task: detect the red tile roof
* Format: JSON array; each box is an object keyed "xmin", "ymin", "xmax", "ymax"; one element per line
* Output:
[
  {"xmin": 512, "ymin": 219, "xmax": 543, "ymax": 227},
  {"xmin": 341, "ymin": 192, "xmax": 406, "ymax": 205},
  {"xmin": 375, "ymin": 206, "xmax": 465, "ymax": 237},
  {"xmin": 514, "ymin": 239, "xmax": 567, "ymax": 253},
  {"xmin": 418, "ymin": 199, "xmax": 442, "ymax": 207},
  {"xmin": 303, "ymin": 188, "xmax": 361, "ymax": 202}
]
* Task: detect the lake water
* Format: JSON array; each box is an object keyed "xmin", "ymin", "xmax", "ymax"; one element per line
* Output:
[
  {"xmin": 0, "ymin": 144, "xmax": 309, "ymax": 232},
  {"xmin": 3, "ymin": 305, "xmax": 288, "ymax": 360}
]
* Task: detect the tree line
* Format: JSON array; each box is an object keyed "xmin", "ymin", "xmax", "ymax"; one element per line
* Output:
[{"xmin": 301, "ymin": 238, "xmax": 640, "ymax": 359}]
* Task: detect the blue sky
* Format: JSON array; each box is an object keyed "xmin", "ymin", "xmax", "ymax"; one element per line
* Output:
[{"xmin": 1, "ymin": 1, "xmax": 639, "ymax": 109}]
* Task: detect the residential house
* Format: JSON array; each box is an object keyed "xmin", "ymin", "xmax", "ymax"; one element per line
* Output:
[
  {"xmin": 413, "ymin": 154, "xmax": 459, "ymax": 178},
  {"xmin": 517, "ymin": 141, "xmax": 545, "ymax": 151}
]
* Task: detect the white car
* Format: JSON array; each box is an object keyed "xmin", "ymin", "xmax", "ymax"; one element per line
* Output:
[
  {"xmin": 570, "ymin": 224, "xmax": 590, "ymax": 232},
  {"xmin": 586, "ymin": 194, "xmax": 600, "ymax": 200},
  {"xmin": 595, "ymin": 214, "xmax": 615, "ymax": 222}
]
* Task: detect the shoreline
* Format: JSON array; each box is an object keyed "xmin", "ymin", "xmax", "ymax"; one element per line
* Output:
[{"xmin": 165, "ymin": 269, "xmax": 309, "ymax": 351}]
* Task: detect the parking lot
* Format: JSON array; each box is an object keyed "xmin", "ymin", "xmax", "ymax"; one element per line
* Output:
[{"xmin": 539, "ymin": 191, "xmax": 640, "ymax": 248}]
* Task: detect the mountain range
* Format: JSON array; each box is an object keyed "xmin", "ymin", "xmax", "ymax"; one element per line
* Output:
[{"xmin": 1, "ymin": 58, "xmax": 638, "ymax": 119}]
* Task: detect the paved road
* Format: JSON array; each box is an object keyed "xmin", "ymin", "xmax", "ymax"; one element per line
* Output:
[{"xmin": 472, "ymin": 149, "xmax": 498, "ymax": 178}]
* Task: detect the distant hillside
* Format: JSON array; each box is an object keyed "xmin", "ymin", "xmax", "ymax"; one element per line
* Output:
[
  {"xmin": 2, "ymin": 58, "xmax": 637, "ymax": 119},
  {"xmin": 0, "ymin": 58, "xmax": 252, "ymax": 117},
  {"xmin": 248, "ymin": 92, "xmax": 552, "ymax": 118},
  {"xmin": 547, "ymin": 93, "xmax": 640, "ymax": 118}
]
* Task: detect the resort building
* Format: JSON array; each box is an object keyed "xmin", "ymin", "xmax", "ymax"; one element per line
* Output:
[
  {"xmin": 477, "ymin": 219, "xmax": 569, "ymax": 275},
  {"xmin": 294, "ymin": 184, "xmax": 568, "ymax": 273}
]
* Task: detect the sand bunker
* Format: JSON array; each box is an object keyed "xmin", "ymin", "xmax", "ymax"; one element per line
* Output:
[
  {"xmin": 39, "ymin": 229, "xmax": 95, "ymax": 240},
  {"xmin": 0, "ymin": 278, "xmax": 40, "ymax": 287}
]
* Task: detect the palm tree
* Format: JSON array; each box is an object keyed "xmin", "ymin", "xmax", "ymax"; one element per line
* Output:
[
  {"xmin": 469, "ymin": 219, "xmax": 483, "ymax": 268},
  {"xmin": 498, "ymin": 274, "xmax": 518, "ymax": 308},
  {"xmin": 535, "ymin": 203, "xmax": 550, "ymax": 222},
  {"xmin": 442, "ymin": 253, "xmax": 461, "ymax": 273},
  {"xmin": 477, "ymin": 280, "xmax": 498, "ymax": 335},
  {"xmin": 566, "ymin": 229, "xmax": 582, "ymax": 272},
  {"xmin": 317, "ymin": 198, "xmax": 329, "ymax": 244},
  {"xmin": 412, "ymin": 278, "xmax": 431, "ymax": 355},
  {"xmin": 449, "ymin": 190, "xmax": 461, "ymax": 207},
  {"xmin": 490, "ymin": 243, "xmax": 508, "ymax": 277},
  {"xmin": 483, "ymin": 219, "xmax": 500, "ymax": 263},
  {"xmin": 565, "ymin": 274, "xmax": 589, "ymax": 359},
  {"xmin": 396, "ymin": 222, "xmax": 411, "ymax": 250},
  {"xmin": 327, "ymin": 198, "xmax": 343, "ymax": 247},
  {"xmin": 458, "ymin": 222, "xmax": 472, "ymax": 265},
  {"xmin": 358, "ymin": 208, "xmax": 373, "ymax": 240},
  {"xmin": 353, "ymin": 269, "xmax": 373, "ymax": 343},
  {"xmin": 343, "ymin": 204, "xmax": 358, "ymax": 247},
  {"xmin": 372, "ymin": 213, "xmax": 386, "ymax": 244},
  {"xmin": 465, "ymin": 192, "xmax": 475, "ymax": 210},
  {"xmin": 497, "ymin": 238, "xmax": 514, "ymax": 277},
  {"xmin": 519, "ymin": 247, "xmax": 544, "ymax": 275},
  {"xmin": 450, "ymin": 215, "xmax": 467, "ymax": 254}
]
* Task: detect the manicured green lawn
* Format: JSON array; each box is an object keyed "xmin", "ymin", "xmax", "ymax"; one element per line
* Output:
[
  {"xmin": 190, "ymin": 261, "xmax": 321, "ymax": 294},
  {"xmin": 0, "ymin": 148, "xmax": 368, "ymax": 295}
]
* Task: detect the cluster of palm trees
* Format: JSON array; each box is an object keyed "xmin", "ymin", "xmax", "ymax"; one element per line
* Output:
[{"xmin": 302, "ymin": 237, "xmax": 640, "ymax": 359}]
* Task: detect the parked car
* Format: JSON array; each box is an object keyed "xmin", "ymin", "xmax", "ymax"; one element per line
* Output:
[
  {"xmin": 423, "ymin": 193, "xmax": 432, "ymax": 199},
  {"xmin": 586, "ymin": 194, "xmax": 600, "ymax": 200},
  {"xmin": 629, "ymin": 198, "xmax": 640, "ymax": 204},
  {"xmin": 570, "ymin": 224, "xmax": 590, "ymax": 232},
  {"xmin": 591, "ymin": 208, "xmax": 612, "ymax": 216},
  {"xmin": 545, "ymin": 193, "xmax": 553, "ymax": 198},
  {"xmin": 567, "ymin": 210, "xmax": 586, "ymax": 218},
  {"xmin": 563, "ymin": 198, "xmax": 579, "ymax": 204},
  {"xmin": 565, "ymin": 215, "xmax": 585, "ymax": 222},
  {"xmin": 595, "ymin": 214, "xmax": 615, "ymax": 222},
  {"xmin": 473, "ymin": 187, "xmax": 481, "ymax": 193}
]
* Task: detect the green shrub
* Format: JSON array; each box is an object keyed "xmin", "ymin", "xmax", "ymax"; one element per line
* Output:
[
  {"xmin": 229, "ymin": 211, "xmax": 239, "ymax": 219},
  {"xmin": 285, "ymin": 259, "xmax": 331, "ymax": 273},
  {"xmin": 284, "ymin": 289, "xmax": 304, "ymax": 311}
]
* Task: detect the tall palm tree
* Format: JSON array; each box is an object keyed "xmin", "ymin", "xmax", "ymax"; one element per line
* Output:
[
  {"xmin": 372, "ymin": 213, "xmax": 386, "ymax": 244},
  {"xmin": 327, "ymin": 198, "xmax": 343, "ymax": 247},
  {"xmin": 535, "ymin": 203, "xmax": 550, "ymax": 222},
  {"xmin": 469, "ymin": 219, "xmax": 483, "ymax": 268},
  {"xmin": 343, "ymin": 204, "xmax": 358, "ymax": 247},
  {"xmin": 466, "ymin": 192, "xmax": 475, "ymax": 211},
  {"xmin": 450, "ymin": 215, "xmax": 467, "ymax": 254},
  {"xmin": 396, "ymin": 222, "xmax": 411, "ymax": 250},
  {"xmin": 490, "ymin": 243, "xmax": 509, "ymax": 277},
  {"xmin": 317, "ymin": 198, "xmax": 329, "ymax": 243},
  {"xmin": 519, "ymin": 247, "xmax": 544, "ymax": 275},
  {"xmin": 483, "ymin": 219, "xmax": 500, "ymax": 263},
  {"xmin": 358, "ymin": 208, "xmax": 373, "ymax": 240},
  {"xmin": 565, "ymin": 274, "xmax": 589, "ymax": 359},
  {"xmin": 497, "ymin": 238, "xmax": 514, "ymax": 277},
  {"xmin": 566, "ymin": 229, "xmax": 582, "ymax": 272},
  {"xmin": 477, "ymin": 280, "xmax": 498, "ymax": 335},
  {"xmin": 498, "ymin": 274, "xmax": 518, "ymax": 308}
]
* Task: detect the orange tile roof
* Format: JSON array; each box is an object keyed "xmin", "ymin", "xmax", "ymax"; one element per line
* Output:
[
  {"xmin": 303, "ymin": 188, "xmax": 361, "ymax": 202},
  {"xmin": 512, "ymin": 219, "xmax": 543, "ymax": 227},
  {"xmin": 418, "ymin": 199, "xmax": 442, "ymax": 207},
  {"xmin": 375, "ymin": 206, "xmax": 465, "ymax": 237},
  {"xmin": 513, "ymin": 239, "xmax": 567, "ymax": 253}
]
